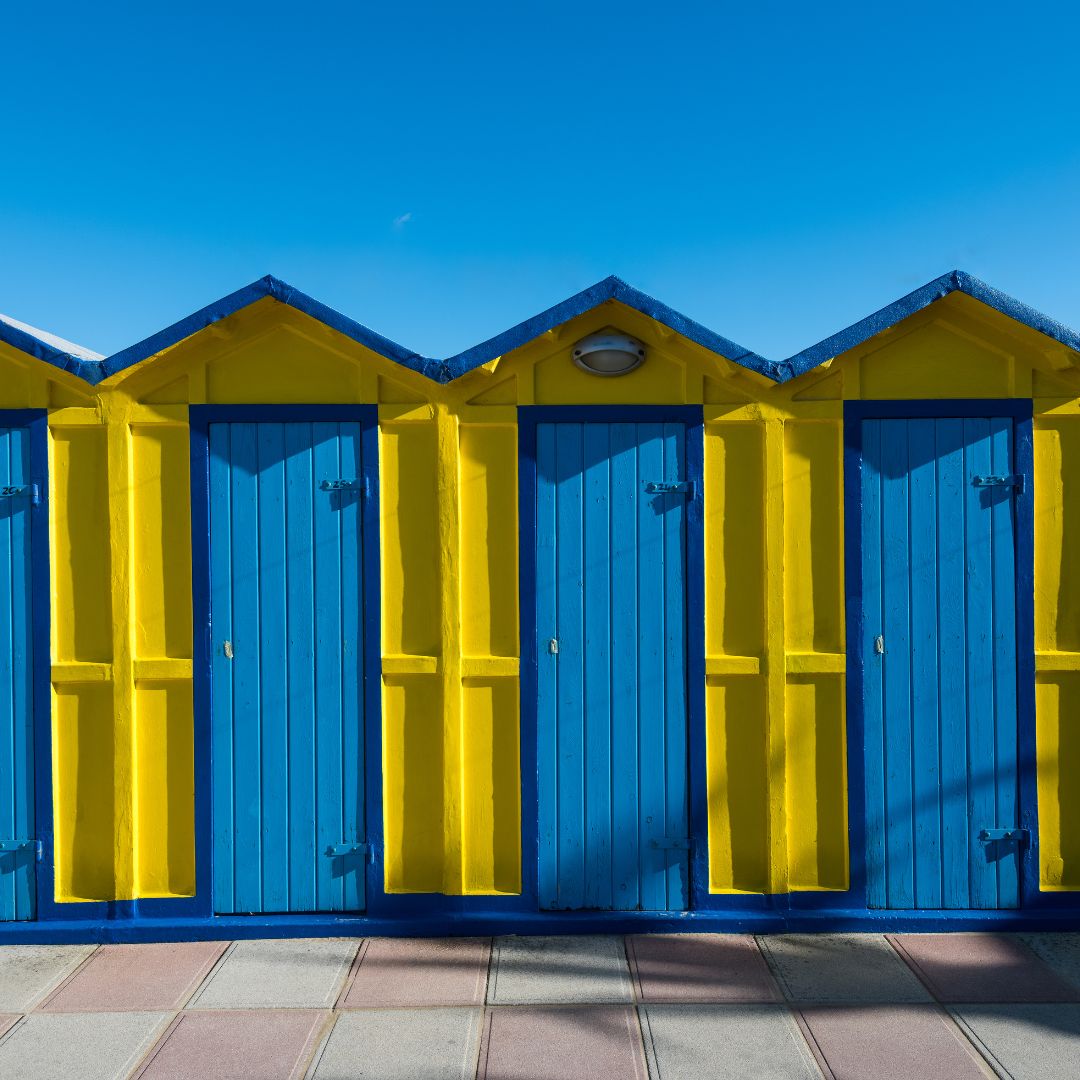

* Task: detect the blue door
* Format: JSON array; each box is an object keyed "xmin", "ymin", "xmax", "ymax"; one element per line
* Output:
[
  {"xmin": 536, "ymin": 421, "xmax": 691, "ymax": 911},
  {"xmin": 860, "ymin": 417, "xmax": 1021, "ymax": 909},
  {"xmin": 0, "ymin": 426, "xmax": 35, "ymax": 921},
  {"xmin": 209, "ymin": 422, "xmax": 367, "ymax": 914}
]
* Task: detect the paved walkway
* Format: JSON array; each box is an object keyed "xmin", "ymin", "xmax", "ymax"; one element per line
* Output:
[{"xmin": 0, "ymin": 932, "xmax": 1078, "ymax": 1078}]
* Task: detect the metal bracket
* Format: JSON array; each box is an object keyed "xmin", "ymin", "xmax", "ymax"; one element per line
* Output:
[
  {"xmin": 320, "ymin": 478, "xmax": 370, "ymax": 497},
  {"xmin": 326, "ymin": 842, "xmax": 373, "ymax": 862},
  {"xmin": 0, "ymin": 839, "xmax": 40, "ymax": 858},
  {"xmin": 972, "ymin": 474, "xmax": 1024, "ymax": 494},
  {"xmin": 644, "ymin": 481, "xmax": 696, "ymax": 497},
  {"xmin": 0, "ymin": 484, "xmax": 37, "ymax": 503},
  {"xmin": 650, "ymin": 838, "xmax": 693, "ymax": 850},
  {"xmin": 978, "ymin": 828, "xmax": 1029, "ymax": 842}
]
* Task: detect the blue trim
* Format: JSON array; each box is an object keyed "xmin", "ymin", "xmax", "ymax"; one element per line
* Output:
[
  {"xmin": 90, "ymin": 270, "xmax": 1080, "ymax": 389},
  {"xmin": 189, "ymin": 404, "xmax": 384, "ymax": 919},
  {"xmin": 0, "ymin": 325, "xmax": 101, "ymax": 382},
  {"xmin": 517, "ymin": 405, "xmax": 706, "ymax": 913},
  {"xmin": 0, "ymin": 412, "xmax": 52, "ymax": 922},
  {"xmin": 842, "ymin": 399, "xmax": 1051, "ymax": 914},
  {"xmin": 102, "ymin": 279, "xmax": 436, "ymax": 382},
  {"xmin": 1, "ymin": 905, "xmax": 1078, "ymax": 944}
]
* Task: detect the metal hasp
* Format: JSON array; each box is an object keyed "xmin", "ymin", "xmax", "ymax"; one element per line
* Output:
[
  {"xmin": 0, "ymin": 839, "xmax": 41, "ymax": 858},
  {"xmin": 0, "ymin": 483, "xmax": 40, "ymax": 504},
  {"xmin": 644, "ymin": 480, "xmax": 696, "ymax": 496},
  {"xmin": 325, "ymin": 842, "xmax": 373, "ymax": 862},
  {"xmin": 649, "ymin": 838, "xmax": 693, "ymax": 850},
  {"xmin": 979, "ymin": 828, "xmax": 1030, "ymax": 842},
  {"xmin": 972, "ymin": 474, "xmax": 1025, "ymax": 493},
  {"xmin": 320, "ymin": 477, "xmax": 368, "ymax": 496}
]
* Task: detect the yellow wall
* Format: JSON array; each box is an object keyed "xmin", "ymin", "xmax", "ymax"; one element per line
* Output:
[{"xmin": 9, "ymin": 284, "xmax": 1080, "ymax": 902}]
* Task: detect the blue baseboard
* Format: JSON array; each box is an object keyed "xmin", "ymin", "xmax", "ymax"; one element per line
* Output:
[{"xmin": 2, "ymin": 906, "xmax": 1079, "ymax": 944}]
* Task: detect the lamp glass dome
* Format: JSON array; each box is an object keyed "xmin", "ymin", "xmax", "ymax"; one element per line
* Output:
[{"xmin": 572, "ymin": 330, "xmax": 646, "ymax": 376}]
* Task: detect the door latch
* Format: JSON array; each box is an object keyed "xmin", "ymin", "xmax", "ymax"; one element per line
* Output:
[
  {"xmin": 978, "ymin": 828, "xmax": 1029, "ymax": 842},
  {"xmin": 548, "ymin": 638, "xmax": 559, "ymax": 655},
  {"xmin": 972, "ymin": 474, "xmax": 1024, "ymax": 493},
  {"xmin": 326, "ymin": 842, "xmax": 373, "ymax": 862},
  {"xmin": 644, "ymin": 480, "xmax": 696, "ymax": 497},
  {"xmin": 222, "ymin": 640, "xmax": 234, "ymax": 660},
  {"xmin": 874, "ymin": 635, "xmax": 885, "ymax": 655}
]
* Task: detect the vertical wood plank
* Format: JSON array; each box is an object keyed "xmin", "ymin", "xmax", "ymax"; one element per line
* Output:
[
  {"xmin": 209, "ymin": 423, "xmax": 236, "ymax": 913},
  {"xmin": 964, "ymin": 419, "xmax": 998, "ymax": 908},
  {"xmin": 284, "ymin": 424, "xmax": 316, "ymax": 912},
  {"xmin": 881, "ymin": 420, "xmax": 914, "ymax": 908},
  {"xmin": 990, "ymin": 418, "xmax": 1020, "ymax": 908},
  {"xmin": 535, "ymin": 424, "xmax": 559, "ymax": 908},
  {"xmin": 257, "ymin": 423, "xmax": 288, "ymax": 912},
  {"xmin": 637, "ymin": 423, "xmax": 667, "ymax": 911},
  {"xmin": 554, "ymin": 424, "xmax": 585, "ymax": 909},
  {"xmin": 909, "ymin": 419, "xmax": 942, "ymax": 908},
  {"xmin": 861, "ymin": 420, "xmax": 887, "ymax": 909},
  {"xmin": 582, "ymin": 423, "xmax": 612, "ymax": 909},
  {"xmin": 609, "ymin": 423, "xmax": 640, "ymax": 908},
  {"xmin": 936, "ymin": 418, "xmax": 970, "ymax": 909}
]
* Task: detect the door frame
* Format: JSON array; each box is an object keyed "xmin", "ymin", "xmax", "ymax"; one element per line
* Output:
[
  {"xmin": 843, "ymin": 399, "xmax": 1049, "ymax": 914},
  {"xmin": 0, "ymin": 411, "xmax": 50, "ymax": 921},
  {"xmin": 517, "ymin": 405, "xmax": 708, "ymax": 912},
  {"xmin": 190, "ymin": 404, "xmax": 383, "ymax": 919}
]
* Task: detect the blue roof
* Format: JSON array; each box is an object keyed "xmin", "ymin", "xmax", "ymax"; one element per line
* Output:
[
  {"xmin": 7, "ymin": 270, "xmax": 1080, "ymax": 387},
  {"xmin": 0, "ymin": 313, "xmax": 103, "ymax": 381}
]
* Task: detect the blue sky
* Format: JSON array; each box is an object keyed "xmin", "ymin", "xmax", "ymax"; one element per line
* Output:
[{"xmin": 3, "ymin": 3, "xmax": 1080, "ymax": 361}]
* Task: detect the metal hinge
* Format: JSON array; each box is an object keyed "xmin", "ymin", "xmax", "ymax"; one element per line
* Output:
[
  {"xmin": 320, "ymin": 478, "xmax": 370, "ymax": 497},
  {"xmin": 0, "ymin": 483, "xmax": 40, "ymax": 504},
  {"xmin": 0, "ymin": 839, "xmax": 41, "ymax": 859},
  {"xmin": 644, "ymin": 480, "xmax": 696, "ymax": 497},
  {"xmin": 326, "ymin": 842, "xmax": 373, "ymax": 862},
  {"xmin": 973, "ymin": 474, "xmax": 1024, "ymax": 494},
  {"xmin": 978, "ymin": 828, "xmax": 1029, "ymax": 842},
  {"xmin": 650, "ymin": 838, "xmax": 693, "ymax": 850}
]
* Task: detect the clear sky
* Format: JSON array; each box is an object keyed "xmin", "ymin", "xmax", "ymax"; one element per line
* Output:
[{"xmin": 3, "ymin": 2, "xmax": 1080, "ymax": 361}]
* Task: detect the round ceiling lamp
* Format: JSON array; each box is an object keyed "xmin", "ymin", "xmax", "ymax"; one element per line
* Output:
[{"xmin": 572, "ymin": 330, "xmax": 646, "ymax": 376}]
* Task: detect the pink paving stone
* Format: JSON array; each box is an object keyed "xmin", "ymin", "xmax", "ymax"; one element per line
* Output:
[
  {"xmin": 798, "ymin": 1005, "xmax": 990, "ymax": 1080},
  {"xmin": 41, "ymin": 941, "xmax": 228, "ymax": 1012},
  {"xmin": 627, "ymin": 933, "xmax": 781, "ymax": 1003},
  {"xmin": 0, "ymin": 1015, "xmax": 19, "ymax": 1039},
  {"xmin": 342, "ymin": 937, "xmax": 491, "ymax": 1007},
  {"xmin": 888, "ymin": 934, "xmax": 1080, "ymax": 1003},
  {"xmin": 479, "ymin": 1006, "xmax": 646, "ymax": 1080},
  {"xmin": 133, "ymin": 1009, "xmax": 328, "ymax": 1080}
]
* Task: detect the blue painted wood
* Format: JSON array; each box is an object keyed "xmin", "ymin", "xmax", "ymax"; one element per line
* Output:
[
  {"xmin": 862, "ymin": 416, "xmax": 1021, "ymax": 910},
  {"xmin": 0, "ymin": 427, "xmax": 34, "ymax": 921},
  {"xmin": 536, "ymin": 420, "xmax": 689, "ymax": 912},
  {"xmin": 936, "ymin": 419, "xmax": 970, "ymax": 909},
  {"xmin": 210, "ymin": 421, "xmax": 367, "ymax": 914}
]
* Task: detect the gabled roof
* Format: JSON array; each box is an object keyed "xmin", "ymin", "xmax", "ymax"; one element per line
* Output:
[
  {"xmin": 0, "ymin": 312, "xmax": 103, "ymax": 380},
  {"xmin": 7, "ymin": 269, "xmax": 1080, "ymax": 388}
]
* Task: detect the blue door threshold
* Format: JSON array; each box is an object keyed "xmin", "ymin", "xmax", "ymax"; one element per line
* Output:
[{"xmin": 2, "ymin": 907, "xmax": 1079, "ymax": 944}]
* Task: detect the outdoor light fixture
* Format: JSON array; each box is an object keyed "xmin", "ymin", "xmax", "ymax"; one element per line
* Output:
[{"xmin": 572, "ymin": 329, "xmax": 646, "ymax": 376}]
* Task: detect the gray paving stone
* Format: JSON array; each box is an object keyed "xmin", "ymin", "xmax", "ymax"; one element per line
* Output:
[
  {"xmin": 309, "ymin": 1009, "xmax": 483, "ymax": 1079},
  {"xmin": 642, "ymin": 1004, "xmax": 821, "ymax": 1079},
  {"xmin": 488, "ymin": 935, "xmax": 633, "ymax": 1004},
  {"xmin": 951, "ymin": 1004, "xmax": 1080, "ymax": 1080},
  {"xmin": 0, "ymin": 945, "xmax": 97, "ymax": 1012},
  {"xmin": 1017, "ymin": 933, "xmax": 1080, "ymax": 992},
  {"xmin": 188, "ymin": 938, "xmax": 358, "ymax": 1009},
  {"xmin": 756, "ymin": 934, "xmax": 932, "ymax": 1003},
  {"xmin": 0, "ymin": 1011, "xmax": 170, "ymax": 1080}
]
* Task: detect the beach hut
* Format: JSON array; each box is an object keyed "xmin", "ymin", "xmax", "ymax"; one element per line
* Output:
[{"xmin": 1, "ymin": 270, "xmax": 1077, "ymax": 940}]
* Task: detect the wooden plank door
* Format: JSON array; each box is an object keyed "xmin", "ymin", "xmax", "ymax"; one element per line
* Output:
[
  {"xmin": 0, "ymin": 426, "xmax": 35, "ymax": 921},
  {"xmin": 536, "ymin": 421, "xmax": 691, "ymax": 911},
  {"xmin": 861, "ymin": 416, "xmax": 1021, "ymax": 909},
  {"xmin": 209, "ymin": 421, "xmax": 367, "ymax": 914}
]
